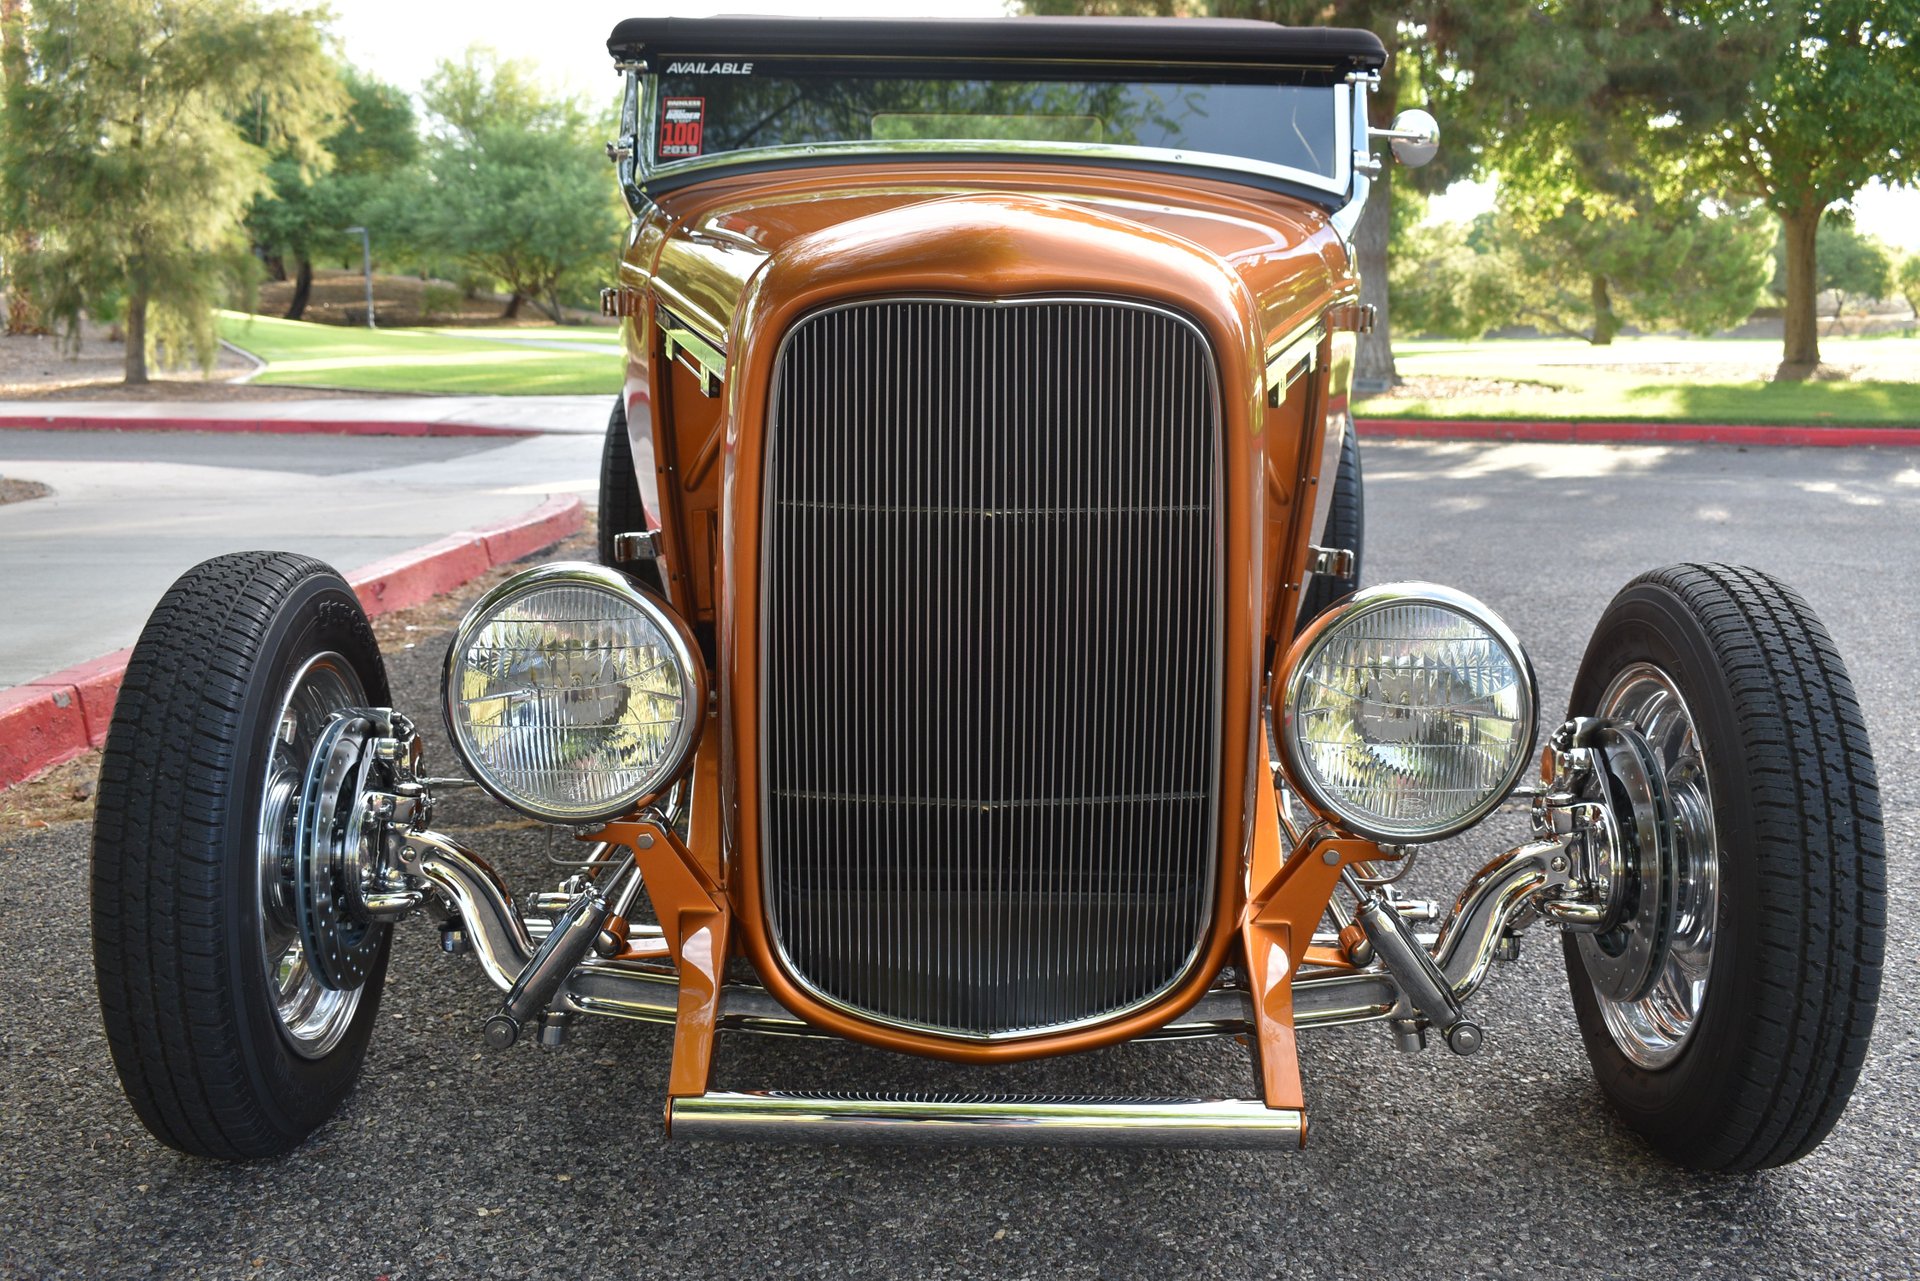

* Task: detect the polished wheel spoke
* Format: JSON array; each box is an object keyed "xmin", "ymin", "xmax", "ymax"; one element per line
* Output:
[{"xmin": 1593, "ymin": 662, "xmax": 1720, "ymax": 1069}]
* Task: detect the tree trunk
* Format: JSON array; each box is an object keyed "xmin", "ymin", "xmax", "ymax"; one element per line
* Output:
[
  {"xmin": 1589, "ymin": 274, "xmax": 1620, "ymax": 345},
  {"xmin": 502, "ymin": 292, "xmax": 524, "ymax": 319},
  {"xmin": 125, "ymin": 289, "xmax": 149, "ymax": 385},
  {"xmin": 263, "ymin": 254, "xmax": 287, "ymax": 283},
  {"xmin": 1778, "ymin": 203, "xmax": 1821, "ymax": 379},
  {"xmin": 1352, "ymin": 161, "xmax": 1396, "ymax": 392},
  {"xmin": 284, "ymin": 258, "xmax": 314, "ymax": 321},
  {"xmin": 3, "ymin": 234, "xmax": 49, "ymax": 336}
]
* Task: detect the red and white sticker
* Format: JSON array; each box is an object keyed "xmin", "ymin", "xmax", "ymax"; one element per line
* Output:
[{"xmin": 658, "ymin": 97, "xmax": 706, "ymax": 160}]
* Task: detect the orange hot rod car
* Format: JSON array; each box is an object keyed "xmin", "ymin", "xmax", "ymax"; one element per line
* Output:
[{"xmin": 92, "ymin": 16, "xmax": 1883, "ymax": 1167}]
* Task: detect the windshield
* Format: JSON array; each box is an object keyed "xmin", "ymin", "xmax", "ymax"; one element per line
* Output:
[{"xmin": 648, "ymin": 61, "xmax": 1345, "ymax": 185}]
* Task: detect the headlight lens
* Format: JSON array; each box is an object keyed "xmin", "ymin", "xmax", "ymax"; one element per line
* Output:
[
  {"xmin": 443, "ymin": 563, "xmax": 703, "ymax": 822},
  {"xmin": 1279, "ymin": 584, "xmax": 1536, "ymax": 843}
]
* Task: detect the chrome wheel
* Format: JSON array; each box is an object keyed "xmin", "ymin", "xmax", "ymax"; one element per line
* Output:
[
  {"xmin": 1588, "ymin": 662, "xmax": 1719, "ymax": 1069},
  {"xmin": 256, "ymin": 652, "xmax": 367, "ymax": 1058}
]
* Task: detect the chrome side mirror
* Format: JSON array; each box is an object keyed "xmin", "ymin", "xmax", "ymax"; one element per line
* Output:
[{"xmin": 1372, "ymin": 108, "xmax": 1440, "ymax": 168}]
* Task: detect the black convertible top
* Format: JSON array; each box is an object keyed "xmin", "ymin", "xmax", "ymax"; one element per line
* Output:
[{"xmin": 607, "ymin": 16, "xmax": 1386, "ymax": 73}]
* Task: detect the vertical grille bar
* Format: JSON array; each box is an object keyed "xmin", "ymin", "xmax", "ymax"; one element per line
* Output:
[{"xmin": 761, "ymin": 297, "xmax": 1222, "ymax": 1040}]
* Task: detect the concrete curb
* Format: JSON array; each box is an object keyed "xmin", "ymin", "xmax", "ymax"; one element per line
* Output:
[
  {"xmin": 1356, "ymin": 417, "xmax": 1920, "ymax": 448},
  {"xmin": 0, "ymin": 413, "xmax": 533, "ymax": 438},
  {"xmin": 0, "ymin": 495, "xmax": 585, "ymax": 790}
]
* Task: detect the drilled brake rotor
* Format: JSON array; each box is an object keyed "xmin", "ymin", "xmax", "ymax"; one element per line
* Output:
[
  {"xmin": 294, "ymin": 712, "xmax": 389, "ymax": 991},
  {"xmin": 1574, "ymin": 723, "xmax": 1680, "ymax": 1004}
]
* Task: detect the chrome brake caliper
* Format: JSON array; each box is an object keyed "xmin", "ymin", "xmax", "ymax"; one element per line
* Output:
[
  {"xmin": 1532, "ymin": 716, "xmax": 1680, "ymax": 1000},
  {"xmin": 292, "ymin": 708, "xmax": 428, "ymax": 989}
]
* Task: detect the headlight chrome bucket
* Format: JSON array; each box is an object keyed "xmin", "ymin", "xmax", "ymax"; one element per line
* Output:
[
  {"xmin": 1277, "ymin": 583, "xmax": 1537, "ymax": 843},
  {"xmin": 442, "ymin": 562, "xmax": 706, "ymax": 823}
]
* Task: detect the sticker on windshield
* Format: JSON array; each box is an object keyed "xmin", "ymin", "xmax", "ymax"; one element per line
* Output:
[{"xmin": 658, "ymin": 97, "xmax": 706, "ymax": 160}]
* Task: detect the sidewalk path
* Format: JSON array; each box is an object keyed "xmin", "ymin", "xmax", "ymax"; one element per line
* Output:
[{"xmin": 0, "ymin": 394, "xmax": 610, "ymax": 436}]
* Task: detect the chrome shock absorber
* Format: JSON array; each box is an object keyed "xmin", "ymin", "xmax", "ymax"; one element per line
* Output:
[
  {"xmin": 1347, "ymin": 868, "xmax": 1484, "ymax": 1056},
  {"xmin": 483, "ymin": 886, "xmax": 612, "ymax": 1050}
]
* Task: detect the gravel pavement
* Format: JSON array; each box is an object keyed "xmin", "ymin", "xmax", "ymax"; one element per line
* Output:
[{"xmin": 2, "ymin": 438, "xmax": 1916, "ymax": 1280}]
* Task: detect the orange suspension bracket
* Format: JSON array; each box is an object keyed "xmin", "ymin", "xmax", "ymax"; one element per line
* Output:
[
  {"xmin": 1239, "ymin": 761, "xmax": 1386, "ymax": 1131},
  {"xmin": 596, "ymin": 816, "xmax": 731, "ymax": 1109}
]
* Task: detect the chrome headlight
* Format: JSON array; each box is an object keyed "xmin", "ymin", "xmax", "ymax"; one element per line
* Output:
[
  {"xmin": 1279, "ymin": 583, "xmax": 1536, "ymax": 843},
  {"xmin": 443, "ymin": 563, "xmax": 704, "ymax": 823}
]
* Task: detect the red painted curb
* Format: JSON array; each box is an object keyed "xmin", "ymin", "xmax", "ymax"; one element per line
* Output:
[
  {"xmin": 1356, "ymin": 417, "xmax": 1920, "ymax": 448},
  {"xmin": 0, "ymin": 495, "xmax": 585, "ymax": 791},
  {"xmin": 0, "ymin": 414, "xmax": 534, "ymax": 438},
  {"xmin": 352, "ymin": 534, "xmax": 494, "ymax": 616},
  {"xmin": 0, "ymin": 685, "xmax": 92, "ymax": 787}
]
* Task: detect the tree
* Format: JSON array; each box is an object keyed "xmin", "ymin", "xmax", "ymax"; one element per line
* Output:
[
  {"xmin": 1388, "ymin": 219, "xmax": 1523, "ymax": 340},
  {"xmin": 0, "ymin": 0, "xmax": 46, "ymax": 335},
  {"xmin": 1899, "ymin": 254, "xmax": 1920, "ymax": 322},
  {"xmin": 1769, "ymin": 216, "xmax": 1892, "ymax": 334},
  {"xmin": 1492, "ymin": 183, "xmax": 1773, "ymax": 343},
  {"xmin": 0, "ymin": 0, "xmax": 345, "ymax": 382},
  {"xmin": 410, "ymin": 50, "xmax": 615, "ymax": 321},
  {"xmin": 1691, "ymin": 0, "xmax": 1920, "ymax": 376},
  {"xmin": 421, "ymin": 46, "xmax": 581, "ymax": 144},
  {"xmin": 247, "ymin": 69, "xmax": 420, "ymax": 320},
  {"xmin": 1021, "ymin": 1, "xmax": 1730, "ymax": 388}
]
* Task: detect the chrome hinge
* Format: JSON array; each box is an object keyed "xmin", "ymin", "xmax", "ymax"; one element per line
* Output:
[
  {"xmin": 606, "ymin": 137, "xmax": 635, "ymax": 164},
  {"xmin": 1328, "ymin": 302, "xmax": 1376, "ymax": 335},
  {"xmin": 611, "ymin": 530, "xmax": 660, "ymax": 564},
  {"xmin": 601, "ymin": 286, "xmax": 645, "ymax": 319},
  {"xmin": 1308, "ymin": 545, "xmax": 1356, "ymax": 578}
]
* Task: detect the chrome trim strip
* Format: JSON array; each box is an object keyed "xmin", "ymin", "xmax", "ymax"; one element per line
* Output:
[
  {"xmin": 649, "ymin": 137, "xmax": 1346, "ymax": 195},
  {"xmin": 656, "ymin": 304, "xmax": 727, "ymax": 396},
  {"xmin": 1264, "ymin": 319, "xmax": 1324, "ymax": 405},
  {"xmin": 757, "ymin": 294, "xmax": 1227, "ymax": 1043},
  {"xmin": 668, "ymin": 1092, "xmax": 1304, "ymax": 1148}
]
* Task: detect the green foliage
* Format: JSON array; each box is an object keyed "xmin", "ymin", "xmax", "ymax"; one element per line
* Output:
[
  {"xmin": 1687, "ymin": 0, "xmax": 1920, "ymax": 369},
  {"xmin": 246, "ymin": 68, "xmax": 420, "ymax": 317},
  {"xmin": 1899, "ymin": 255, "xmax": 1920, "ymax": 320},
  {"xmin": 1694, "ymin": 1, "xmax": 1920, "ymax": 213},
  {"xmin": 0, "ymin": 0, "xmax": 346, "ymax": 380},
  {"xmin": 409, "ymin": 47, "xmax": 618, "ymax": 320},
  {"xmin": 1388, "ymin": 221, "xmax": 1522, "ymax": 340},
  {"xmin": 1492, "ymin": 186, "xmax": 1774, "ymax": 342},
  {"xmin": 421, "ymin": 46, "xmax": 588, "ymax": 143}
]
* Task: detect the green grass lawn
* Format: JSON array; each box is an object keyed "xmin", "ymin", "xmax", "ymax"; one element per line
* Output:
[
  {"xmin": 1359, "ymin": 335, "xmax": 1920, "ymax": 427},
  {"xmin": 219, "ymin": 312, "xmax": 622, "ymax": 395},
  {"xmin": 221, "ymin": 314, "xmax": 1920, "ymax": 422}
]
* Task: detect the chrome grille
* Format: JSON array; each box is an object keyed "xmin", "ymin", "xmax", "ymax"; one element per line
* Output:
[{"xmin": 760, "ymin": 297, "xmax": 1222, "ymax": 1039}]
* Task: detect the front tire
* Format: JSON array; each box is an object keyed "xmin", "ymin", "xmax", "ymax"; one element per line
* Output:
[
  {"xmin": 1296, "ymin": 419, "xmax": 1364, "ymax": 630},
  {"xmin": 597, "ymin": 395, "xmax": 665, "ymax": 595},
  {"xmin": 92, "ymin": 552, "xmax": 392, "ymax": 1159},
  {"xmin": 1564, "ymin": 563, "xmax": 1884, "ymax": 1171}
]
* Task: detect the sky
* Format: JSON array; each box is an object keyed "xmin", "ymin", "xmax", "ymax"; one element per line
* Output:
[{"xmin": 319, "ymin": 0, "xmax": 1920, "ymax": 251}]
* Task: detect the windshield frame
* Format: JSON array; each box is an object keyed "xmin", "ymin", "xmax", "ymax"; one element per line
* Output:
[{"xmin": 617, "ymin": 58, "xmax": 1362, "ymax": 206}]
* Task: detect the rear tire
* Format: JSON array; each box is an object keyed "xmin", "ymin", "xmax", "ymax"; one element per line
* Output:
[
  {"xmin": 598, "ymin": 396, "xmax": 665, "ymax": 595},
  {"xmin": 1564, "ymin": 563, "xmax": 1884, "ymax": 1171},
  {"xmin": 1296, "ymin": 419, "xmax": 1363, "ymax": 630},
  {"xmin": 92, "ymin": 553, "xmax": 392, "ymax": 1159}
]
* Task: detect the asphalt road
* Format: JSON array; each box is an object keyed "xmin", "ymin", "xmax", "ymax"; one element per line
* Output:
[
  {"xmin": 2, "ymin": 438, "xmax": 1916, "ymax": 1280},
  {"xmin": 0, "ymin": 426, "xmax": 605, "ymax": 684}
]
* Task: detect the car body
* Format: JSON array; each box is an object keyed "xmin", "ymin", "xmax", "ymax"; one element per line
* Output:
[{"xmin": 92, "ymin": 16, "xmax": 1884, "ymax": 1166}]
